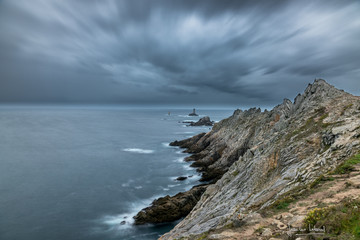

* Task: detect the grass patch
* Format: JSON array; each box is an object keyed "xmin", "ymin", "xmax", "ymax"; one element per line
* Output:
[
  {"xmin": 310, "ymin": 175, "xmax": 335, "ymax": 189},
  {"xmin": 265, "ymin": 174, "xmax": 335, "ymax": 215},
  {"xmin": 284, "ymin": 108, "xmax": 332, "ymax": 142},
  {"xmin": 196, "ymin": 232, "xmax": 209, "ymax": 240},
  {"xmin": 272, "ymin": 196, "xmax": 295, "ymax": 210},
  {"xmin": 254, "ymin": 226, "xmax": 264, "ymax": 234},
  {"xmin": 232, "ymin": 170, "xmax": 239, "ymax": 177},
  {"xmin": 332, "ymin": 153, "xmax": 360, "ymax": 174},
  {"xmin": 303, "ymin": 198, "xmax": 360, "ymax": 239},
  {"xmin": 341, "ymin": 103, "xmax": 354, "ymax": 115},
  {"xmin": 262, "ymin": 154, "xmax": 358, "ymax": 218}
]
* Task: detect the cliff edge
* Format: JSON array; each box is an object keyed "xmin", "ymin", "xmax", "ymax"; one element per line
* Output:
[{"xmin": 160, "ymin": 79, "xmax": 360, "ymax": 239}]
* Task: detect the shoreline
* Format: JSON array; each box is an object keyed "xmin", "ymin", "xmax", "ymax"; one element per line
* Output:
[{"xmin": 133, "ymin": 130, "xmax": 225, "ymax": 225}]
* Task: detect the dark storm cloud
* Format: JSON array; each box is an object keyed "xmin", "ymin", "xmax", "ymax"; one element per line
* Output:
[{"xmin": 0, "ymin": 0, "xmax": 359, "ymax": 106}]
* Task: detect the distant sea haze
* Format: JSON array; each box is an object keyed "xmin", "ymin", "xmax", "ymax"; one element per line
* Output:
[{"xmin": 0, "ymin": 107, "xmax": 232, "ymax": 240}]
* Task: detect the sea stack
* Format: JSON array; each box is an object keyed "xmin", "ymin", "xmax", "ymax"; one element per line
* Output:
[{"xmin": 189, "ymin": 116, "xmax": 214, "ymax": 126}]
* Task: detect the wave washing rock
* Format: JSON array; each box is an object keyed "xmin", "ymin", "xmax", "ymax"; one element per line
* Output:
[
  {"xmin": 160, "ymin": 79, "xmax": 360, "ymax": 239},
  {"xmin": 133, "ymin": 185, "xmax": 207, "ymax": 224}
]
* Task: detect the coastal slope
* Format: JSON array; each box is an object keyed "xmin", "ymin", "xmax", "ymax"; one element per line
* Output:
[{"xmin": 161, "ymin": 79, "xmax": 360, "ymax": 239}]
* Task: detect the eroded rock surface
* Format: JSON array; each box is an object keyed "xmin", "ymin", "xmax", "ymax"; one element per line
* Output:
[
  {"xmin": 160, "ymin": 79, "xmax": 360, "ymax": 239},
  {"xmin": 133, "ymin": 185, "xmax": 208, "ymax": 224},
  {"xmin": 189, "ymin": 116, "xmax": 214, "ymax": 126}
]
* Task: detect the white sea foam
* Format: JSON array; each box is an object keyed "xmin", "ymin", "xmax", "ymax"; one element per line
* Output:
[
  {"xmin": 100, "ymin": 194, "xmax": 164, "ymax": 230},
  {"xmin": 183, "ymin": 164, "xmax": 193, "ymax": 171},
  {"xmin": 123, "ymin": 148, "xmax": 154, "ymax": 154},
  {"xmin": 134, "ymin": 186, "xmax": 142, "ymax": 189},
  {"xmin": 161, "ymin": 142, "xmax": 171, "ymax": 148},
  {"xmin": 190, "ymin": 174, "xmax": 201, "ymax": 182},
  {"xmin": 121, "ymin": 179, "xmax": 134, "ymax": 187},
  {"xmin": 173, "ymin": 157, "xmax": 185, "ymax": 163}
]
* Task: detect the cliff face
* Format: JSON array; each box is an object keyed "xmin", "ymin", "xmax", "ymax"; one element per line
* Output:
[{"xmin": 161, "ymin": 79, "xmax": 360, "ymax": 239}]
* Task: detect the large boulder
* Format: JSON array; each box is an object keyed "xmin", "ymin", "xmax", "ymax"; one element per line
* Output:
[{"xmin": 133, "ymin": 185, "xmax": 208, "ymax": 224}]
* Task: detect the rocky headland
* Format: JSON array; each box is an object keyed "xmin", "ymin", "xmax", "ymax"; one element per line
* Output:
[{"xmin": 136, "ymin": 79, "xmax": 360, "ymax": 239}]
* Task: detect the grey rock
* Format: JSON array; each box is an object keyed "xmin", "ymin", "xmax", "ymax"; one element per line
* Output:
[
  {"xmin": 176, "ymin": 176, "xmax": 187, "ymax": 181},
  {"xmin": 158, "ymin": 79, "xmax": 360, "ymax": 239},
  {"xmin": 262, "ymin": 228, "xmax": 272, "ymax": 236},
  {"xmin": 133, "ymin": 185, "xmax": 208, "ymax": 225},
  {"xmin": 189, "ymin": 116, "xmax": 214, "ymax": 126}
]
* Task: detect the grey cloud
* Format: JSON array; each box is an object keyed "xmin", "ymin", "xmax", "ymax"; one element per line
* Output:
[{"xmin": 0, "ymin": 0, "xmax": 359, "ymax": 107}]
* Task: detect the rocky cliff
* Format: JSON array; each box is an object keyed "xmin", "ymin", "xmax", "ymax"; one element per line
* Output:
[{"xmin": 160, "ymin": 79, "xmax": 360, "ymax": 239}]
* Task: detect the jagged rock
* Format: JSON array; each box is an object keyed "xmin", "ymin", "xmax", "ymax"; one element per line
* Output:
[
  {"xmin": 120, "ymin": 221, "xmax": 126, "ymax": 225},
  {"xmin": 322, "ymin": 130, "xmax": 336, "ymax": 146},
  {"xmin": 160, "ymin": 79, "xmax": 360, "ymax": 239},
  {"xmin": 133, "ymin": 185, "xmax": 208, "ymax": 224},
  {"xmin": 170, "ymin": 132, "xmax": 206, "ymax": 152},
  {"xmin": 189, "ymin": 116, "xmax": 214, "ymax": 126}
]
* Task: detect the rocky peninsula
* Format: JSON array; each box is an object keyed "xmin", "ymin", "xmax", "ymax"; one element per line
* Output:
[{"xmin": 136, "ymin": 79, "xmax": 360, "ymax": 239}]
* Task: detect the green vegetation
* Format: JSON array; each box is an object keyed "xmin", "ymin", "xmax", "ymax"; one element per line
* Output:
[
  {"xmin": 266, "ymin": 174, "xmax": 335, "ymax": 214},
  {"xmin": 332, "ymin": 153, "xmax": 360, "ymax": 175},
  {"xmin": 272, "ymin": 196, "xmax": 295, "ymax": 210},
  {"xmin": 265, "ymin": 153, "xmax": 359, "ymax": 215},
  {"xmin": 341, "ymin": 103, "xmax": 354, "ymax": 115},
  {"xmin": 303, "ymin": 199, "xmax": 360, "ymax": 239},
  {"xmin": 254, "ymin": 226, "xmax": 264, "ymax": 234},
  {"xmin": 310, "ymin": 175, "xmax": 334, "ymax": 189},
  {"xmin": 232, "ymin": 169, "xmax": 239, "ymax": 177},
  {"xmin": 284, "ymin": 107, "xmax": 332, "ymax": 142},
  {"xmin": 224, "ymin": 223, "xmax": 234, "ymax": 229},
  {"xmin": 304, "ymin": 207, "xmax": 328, "ymax": 226},
  {"xmin": 196, "ymin": 232, "xmax": 209, "ymax": 240}
]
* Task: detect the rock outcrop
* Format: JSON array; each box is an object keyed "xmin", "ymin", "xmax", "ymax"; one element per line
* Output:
[
  {"xmin": 133, "ymin": 185, "xmax": 208, "ymax": 224},
  {"xmin": 189, "ymin": 116, "xmax": 214, "ymax": 126},
  {"xmin": 160, "ymin": 79, "xmax": 360, "ymax": 239}
]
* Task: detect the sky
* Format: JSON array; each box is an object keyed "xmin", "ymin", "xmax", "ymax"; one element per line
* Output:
[{"xmin": 0, "ymin": 0, "xmax": 359, "ymax": 108}]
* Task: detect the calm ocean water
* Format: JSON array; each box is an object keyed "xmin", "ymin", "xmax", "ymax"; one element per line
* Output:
[{"xmin": 0, "ymin": 107, "xmax": 233, "ymax": 240}]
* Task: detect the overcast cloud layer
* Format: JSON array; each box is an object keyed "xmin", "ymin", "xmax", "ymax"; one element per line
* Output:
[{"xmin": 0, "ymin": 0, "xmax": 359, "ymax": 107}]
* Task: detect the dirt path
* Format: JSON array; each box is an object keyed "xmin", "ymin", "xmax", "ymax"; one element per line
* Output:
[{"xmin": 204, "ymin": 164, "xmax": 360, "ymax": 240}]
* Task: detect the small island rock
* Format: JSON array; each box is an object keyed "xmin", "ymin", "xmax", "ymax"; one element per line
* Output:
[
  {"xmin": 190, "ymin": 116, "xmax": 214, "ymax": 126},
  {"xmin": 176, "ymin": 176, "xmax": 187, "ymax": 181}
]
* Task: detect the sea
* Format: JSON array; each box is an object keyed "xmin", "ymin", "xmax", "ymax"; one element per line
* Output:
[{"xmin": 0, "ymin": 106, "xmax": 233, "ymax": 240}]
